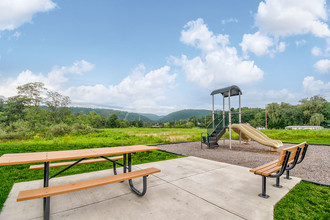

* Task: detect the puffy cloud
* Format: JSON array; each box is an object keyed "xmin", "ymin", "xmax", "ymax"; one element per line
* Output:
[
  {"xmin": 65, "ymin": 65, "xmax": 177, "ymax": 114},
  {"xmin": 241, "ymin": 32, "xmax": 274, "ymax": 56},
  {"xmin": 176, "ymin": 18, "xmax": 263, "ymax": 88},
  {"xmin": 255, "ymin": 0, "xmax": 330, "ymax": 38},
  {"xmin": 240, "ymin": 32, "xmax": 286, "ymax": 57},
  {"xmin": 245, "ymin": 88, "xmax": 296, "ymax": 107},
  {"xmin": 302, "ymin": 76, "xmax": 330, "ymax": 99},
  {"xmin": 314, "ymin": 59, "xmax": 330, "ymax": 74},
  {"xmin": 180, "ymin": 18, "xmax": 229, "ymax": 52},
  {"xmin": 0, "ymin": 0, "xmax": 56, "ymax": 31},
  {"xmin": 0, "ymin": 60, "xmax": 94, "ymax": 97},
  {"xmin": 0, "ymin": 61, "xmax": 177, "ymax": 114}
]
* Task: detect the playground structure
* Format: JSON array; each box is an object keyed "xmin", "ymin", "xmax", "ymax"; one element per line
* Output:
[{"xmin": 201, "ymin": 85, "xmax": 283, "ymax": 151}]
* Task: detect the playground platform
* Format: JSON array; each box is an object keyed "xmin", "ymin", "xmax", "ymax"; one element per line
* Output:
[{"xmin": 0, "ymin": 157, "xmax": 300, "ymax": 220}]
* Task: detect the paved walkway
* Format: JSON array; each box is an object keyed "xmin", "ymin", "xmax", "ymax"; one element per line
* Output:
[{"xmin": 0, "ymin": 157, "xmax": 300, "ymax": 220}]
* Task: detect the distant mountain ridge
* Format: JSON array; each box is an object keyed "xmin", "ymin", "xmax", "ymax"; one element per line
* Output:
[
  {"xmin": 69, "ymin": 107, "xmax": 211, "ymax": 122},
  {"xmin": 158, "ymin": 109, "xmax": 212, "ymax": 122}
]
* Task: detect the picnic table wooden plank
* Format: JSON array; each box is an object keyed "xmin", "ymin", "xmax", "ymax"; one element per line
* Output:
[{"xmin": 0, "ymin": 145, "xmax": 158, "ymax": 165}]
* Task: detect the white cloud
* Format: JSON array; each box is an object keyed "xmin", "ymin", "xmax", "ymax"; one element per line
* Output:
[
  {"xmin": 314, "ymin": 59, "xmax": 330, "ymax": 74},
  {"xmin": 312, "ymin": 46, "xmax": 323, "ymax": 56},
  {"xmin": 255, "ymin": 0, "xmax": 330, "ymax": 38},
  {"xmin": 176, "ymin": 18, "xmax": 263, "ymax": 88},
  {"xmin": 0, "ymin": 61, "xmax": 177, "ymax": 114},
  {"xmin": 0, "ymin": 60, "xmax": 94, "ymax": 97},
  {"xmin": 65, "ymin": 65, "xmax": 177, "ymax": 114},
  {"xmin": 0, "ymin": 0, "xmax": 56, "ymax": 31},
  {"xmin": 295, "ymin": 39, "xmax": 306, "ymax": 46},
  {"xmin": 241, "ymin": 32, "xmax": 274, "ymax": 56},
  {"xmin": 244, "ymin": 88, "xmax": 297, "ymax": 107},
  {"xmin": 180, "ymin": 18, "xmax": 229, "ymax": 52},
  {"xmin": 221, "ymin": 18, "xmax": 238, "ymax": 25},
  {"xmin": 302, "ymin": 76, "xmax": 330, "ymax": 99}
]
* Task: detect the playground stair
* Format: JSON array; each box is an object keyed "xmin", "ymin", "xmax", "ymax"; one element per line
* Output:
[
  {"xmin": 201, "ymin": 115, "xmax": 228, "ymax": 148},
  {"xmin": 208, "ymin": 127, "xmax": 226, "ymax": 147}
]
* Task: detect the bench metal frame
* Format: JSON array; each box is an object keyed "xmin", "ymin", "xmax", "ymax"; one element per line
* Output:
[
  {"xmin": 284, "ymin": 144, "xmax": 308, "ymax": 180},
  {"xmin": 273, "ymin": 147, "xmax": 302, "ymax": 188},
  {"xmin": 257, "ymin": 151, "xmax": 291, "ymax": 198},
  {"xmin": 42, "ymin": 153, "xmax": 147, "ymax": 220}
]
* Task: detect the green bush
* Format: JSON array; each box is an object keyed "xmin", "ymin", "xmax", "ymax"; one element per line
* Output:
[
  {"xmin": 47, "ymin": 123, "xmax": 72, "ymax": 136},
  {"xmin": 71, "ymin": 123, "xmax": 95, "ymax": 135}
]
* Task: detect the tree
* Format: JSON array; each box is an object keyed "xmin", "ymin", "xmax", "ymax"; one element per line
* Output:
[
  {"xmin": 309, "ymin": 113, "xmax": 324, "ymax": 126},
  {"xmin": 17, "ymin": 82, "xmax": 46, "ymax": 108},
  {"xmin": 299, "ymin": 96, "xmax": 327, "ymax": 124},
  {"xmin": 4, "ymin": 96, "xmax": 29, "ymax": 122},
  {"xmin": 45, "ymin": 91, "xmax": 71, "ymax": 123},
  {"xmin": 107, "ymin": 113, "xmax": 120, "ymax": 128}
]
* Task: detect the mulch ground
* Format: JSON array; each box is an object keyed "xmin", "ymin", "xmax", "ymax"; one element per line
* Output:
[{"xmin": 155, "ymin": 140, "xmax": 330, "ymax": 185}]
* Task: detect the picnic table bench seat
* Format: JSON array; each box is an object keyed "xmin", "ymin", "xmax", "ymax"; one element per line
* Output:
[
  {"xmin": 250, "ymin": 142, "xmax": 308, "ymax": 198},
  {"xmin": 17, "ymin": 167, "xmax": 161, "ymax": 201}
]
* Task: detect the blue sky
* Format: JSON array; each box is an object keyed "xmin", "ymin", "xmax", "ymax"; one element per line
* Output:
[{"xmin": 0, "ymin": 0, "xmax": 329, "ymax": 115}]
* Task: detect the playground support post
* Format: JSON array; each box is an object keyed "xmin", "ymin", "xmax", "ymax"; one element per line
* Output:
[
  {"xmin": 223, "ymin": 94, "xmax": 225, "ymax": 145},
  {"xmin": 239, "ymin": 92, "xmax": 241, "ymax": 144},
  {"xmin": 228, "ymin": 90, "xmax": 231, "ymax": 149}
]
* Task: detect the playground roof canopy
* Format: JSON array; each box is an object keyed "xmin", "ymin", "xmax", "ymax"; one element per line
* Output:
[{"xmin": 210, "ymin": 85, "xmax": 242, "ymax": 97}]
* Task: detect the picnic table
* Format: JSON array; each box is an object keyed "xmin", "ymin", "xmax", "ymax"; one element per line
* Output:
[{"xmin": 0, "ymin": 145, "xmax": 161, "ymax": 220}]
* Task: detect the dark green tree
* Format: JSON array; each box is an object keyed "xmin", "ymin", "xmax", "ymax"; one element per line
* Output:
[{"xmin": 107, "ymin": 113, "xmax": 120, "ymax": 128}]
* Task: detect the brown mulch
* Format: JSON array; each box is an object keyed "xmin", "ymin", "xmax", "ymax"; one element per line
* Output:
[{"xmin": 156, "ymin": 140, "xmax": 330, "ymax": 185}]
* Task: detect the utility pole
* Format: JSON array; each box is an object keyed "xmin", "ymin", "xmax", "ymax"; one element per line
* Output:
[{"xmin": 265, "ymin": 104, "xmax": 268, "ymax": 129}]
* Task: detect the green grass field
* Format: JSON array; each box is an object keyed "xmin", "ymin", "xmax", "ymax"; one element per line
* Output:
[
  {"xmin": 0, "ymin": 127, "xmax": 329, "ymax": 216},
  {"xmin": 224, "ymin": 128, "xmax": 330, "ymax": 145},
  {"xmin": 0, "ymin": 128, "xmax": 204, "ymax": 211},
  {"xmin": 274, "ymin": 181, "xmax": 330, "ymax": 220}
]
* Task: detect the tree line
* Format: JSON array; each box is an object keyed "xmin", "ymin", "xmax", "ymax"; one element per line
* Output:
[
  {"xmin": 0, "ymin": 82, "xmax": 328, "ymax": 139},
  {"xmin": 0, "ymin": 82, "xmax": 149, "ymax": 139}
]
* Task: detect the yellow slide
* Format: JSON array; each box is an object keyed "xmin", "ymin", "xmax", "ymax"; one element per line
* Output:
[{"xmin": 231, "ymin": 124, "xmax": 283, "ymax": 150}]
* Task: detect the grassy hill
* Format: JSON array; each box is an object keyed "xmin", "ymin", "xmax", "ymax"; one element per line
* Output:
[
  {"xmin": 140, "ymin": 113, "xmax": 163, "ymax": 121},
  {"xmin": 69, "ymin": 107, "xmax": 152, "ymax": 122},
  {"xmin": 158, "ymin": 109, "xmax": 211, "ymax": 122},
  {"xmin": 69, "ymin": 107, "xmax": 211, "ymax": 122}
]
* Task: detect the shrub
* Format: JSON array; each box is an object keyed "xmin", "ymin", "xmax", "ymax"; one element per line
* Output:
[
  {"xmin": 47, "ymin": 123, "xmax": 72, "ymax": 136},
  {"xmin": 71, "ymin": 123, "xmax": 95, "ymax": 135}
]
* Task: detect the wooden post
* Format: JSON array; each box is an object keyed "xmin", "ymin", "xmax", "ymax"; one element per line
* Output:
[
  {"xmin": 228, "ymin": 91, "xmax": 231, "ymax": 149},
  {"xmin": 239, "ymin": 91, "xmax": 241, "ymax": 144},
  {"xmin": 223, "ymin": 94, "xmax": 225, "ymax": 145}
]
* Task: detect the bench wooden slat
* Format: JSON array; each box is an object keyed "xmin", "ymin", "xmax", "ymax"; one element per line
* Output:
[
  {"xmin": 250, "ymin": 160, "xmax": 278, "ymax": 173},
  {"xmin": 17, "ymin": 167, "xmax": 160, "ymax": 202},
  {"xmin": 29, "ymin": 156, "xmax": 123, "ymax": 170}
]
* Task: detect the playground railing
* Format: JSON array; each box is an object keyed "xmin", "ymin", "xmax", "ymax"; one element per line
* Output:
[{"xmin": 206, "ymin": 115, "xmax": 229, "ymax": 137}]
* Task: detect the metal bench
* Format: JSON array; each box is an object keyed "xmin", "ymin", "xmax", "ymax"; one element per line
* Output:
[{"xmin": 250, "ymin": 142, "xmax": 308, "ymax": 198}]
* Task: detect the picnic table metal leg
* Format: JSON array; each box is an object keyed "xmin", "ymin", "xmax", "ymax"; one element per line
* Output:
[
  {"xmin": 127, "ymin": 153, "xmax": 148, "ymax": 196},
  {"xmin": 43, "ymin": 162, "xmax": 50, "ymax": 220},
  {"xmin": 123, "ymin": 154, "xmax": 127, "ymax": 173}
]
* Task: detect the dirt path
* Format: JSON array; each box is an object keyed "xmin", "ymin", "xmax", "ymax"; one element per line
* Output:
[{"xmin": 155, "ymin": 140, "xmax": 330, "ymax": 184}]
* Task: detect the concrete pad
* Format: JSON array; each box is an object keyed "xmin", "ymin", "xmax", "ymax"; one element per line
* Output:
[
  {"xmin": 0, "ymin": 156, "xmax": 300, "ymax": 220},
  {"xmin": 170, "ymin": 162, "xmax": 300, "ymax": 220},
  {"xmin": 137, "ymin": 157, "xmax": 230, "ymax": 182}
]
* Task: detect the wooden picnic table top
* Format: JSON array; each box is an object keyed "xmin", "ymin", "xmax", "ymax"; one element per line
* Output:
[{"xmin": 0, "ymin": 145, "xmax": 159, "ymax": 166}]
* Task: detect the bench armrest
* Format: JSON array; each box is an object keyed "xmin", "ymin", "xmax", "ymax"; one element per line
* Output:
[{"xmin": 269, "ymin": 150, "xmax": 291, "ymax": 178}]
